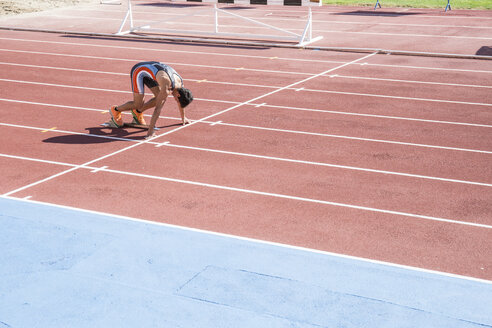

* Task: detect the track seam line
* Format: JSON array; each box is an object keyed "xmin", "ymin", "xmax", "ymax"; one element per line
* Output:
[
  {"xmin": 1, "ymin": 123, "xmax": 491, "ymax": 187},
  {"xmin": 1, "ymin": 153, "xmax": 491, "ymax": 230},
  {"xmin": 1, "ymin": 52, "xmax": 378, "ymax": 197}
]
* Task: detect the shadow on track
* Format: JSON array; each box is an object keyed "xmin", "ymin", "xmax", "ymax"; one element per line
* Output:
[{"xmin": 42, "ymin": 123, "xmax": 181, "ymax": 144}]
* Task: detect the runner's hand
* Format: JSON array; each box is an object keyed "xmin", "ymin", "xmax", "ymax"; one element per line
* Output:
[{"xmin": 145, "ymin": 132, "xmax": 156, "ymax": 139}]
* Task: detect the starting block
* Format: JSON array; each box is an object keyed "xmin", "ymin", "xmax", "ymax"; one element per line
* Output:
[{"xmin": 101, "ymin": 120, "xmax": 160, "ymax": 130}]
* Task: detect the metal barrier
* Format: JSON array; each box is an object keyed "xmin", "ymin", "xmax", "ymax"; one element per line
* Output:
[
  {"xmin": 115, "ymin": 0, "xmax": 323, "ymax": 46},
  {"xmin": 374, "ymin": 0, "xmax": 451, "ymax": 11}
]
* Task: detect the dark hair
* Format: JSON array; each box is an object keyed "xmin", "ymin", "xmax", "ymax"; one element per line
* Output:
[{"xmin": 177, "ymin": 87, "xmax": 193, "ymax": 108}]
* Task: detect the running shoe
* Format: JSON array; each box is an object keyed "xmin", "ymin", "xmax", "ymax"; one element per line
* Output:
[
  {"xmin": 131, "ymin": 109, "xmax": 146, "ymax": 125},
  {"xmin": 109, "ymin": 106, "xmax": 123, "ymax": 127}
]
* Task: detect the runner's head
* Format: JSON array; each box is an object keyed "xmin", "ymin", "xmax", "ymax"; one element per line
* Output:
[{"xmin": 176, "ymin": 87, "xmax": 193, "ymax": 108}]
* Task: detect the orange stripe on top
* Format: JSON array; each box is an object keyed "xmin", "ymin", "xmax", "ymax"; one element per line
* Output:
[{"xmin": 132, "ymin": 66, "xmax": 156, "ymax": 93}]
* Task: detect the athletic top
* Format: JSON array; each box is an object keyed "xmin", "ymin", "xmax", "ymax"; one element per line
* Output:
[{"xmin": 130, "ymin": 61, "xmax": 183, "ymax": 91}]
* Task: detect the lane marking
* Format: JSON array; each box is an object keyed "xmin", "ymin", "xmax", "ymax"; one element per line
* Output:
[
  {"xmin": 1, "ymin": 52, "xmax": 379, "ymax": 197},
  {"xmin": 1, "ymin": 153, "xmax": 491, "ymax": 230},
  {"xmin": 1, "ymin": 123, "xmax": 491, "ymax": 187},
  {"xmin": 2, "ymin": 76, "xmax": 490, "ymax": 108},
  {"xmin": 4, "ymin": 195, "xmax": 491, "ymax": 284},
  {"xmin": 0, "ymin": 38, "xmax": 492, "ymax": 73},
  {"xmin": 29, "ymin": 13, "xmax": 492, "ymax": 40},
  {"xmin": 155, "ymin": 141, "xmax": 170, "ymax": 148},
  {"xmin": 91, "ymin": 165, "xmax": 108, "ymax": 173},
  {"xmin": 41, "ymin": 127, "xmax": 56, "ymax": 133},
  {"xmin": 330, "ymin": 74, "xmax": 492, "ymax": 89},
  {"xmin": 210, "ymin": 120, "xmax": 222, "ymax": 126},
  {"xmin": 1, "ymin": 46, "xmax": 492, "ymax": 76},
  {"xmin": 1, "ymin": 98, "xmax": 491, "ymax": 154},
  {"xmin": 0, "ymin": 36, "xmax": 350, "ymax": 66},
  {"xmin": 22, "ymin": 195, "xmax": 32, "ymax": 200},
  {"xmin": 0, "ymin": 48, "xmax": 311, "ymax": 77},
  {"xmin": 2, "ymin": 96, "xmax": 491, "ymax": 129}
]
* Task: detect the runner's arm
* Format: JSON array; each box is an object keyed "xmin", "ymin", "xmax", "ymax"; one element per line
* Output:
[
  {"xmin": 177, "ymin": 102, "xmax": 190, "ymax": 125},
  {"xmin": 146, "ymin": 90, "xmax": 168, "ymax": 139}
]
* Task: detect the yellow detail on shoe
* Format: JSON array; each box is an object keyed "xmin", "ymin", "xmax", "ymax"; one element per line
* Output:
[{"xmin": 131, "ymin": 109, "xmax": 146, "ymax": 125}]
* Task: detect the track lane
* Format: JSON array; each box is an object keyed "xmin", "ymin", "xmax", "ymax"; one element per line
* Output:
[
  {"xmin": 1, "ymin": 28, "xmax": 491, "ymax": 282},
  {"xmin": 5, "ymin": 167, "xmax": 491, "ymax": 280}
]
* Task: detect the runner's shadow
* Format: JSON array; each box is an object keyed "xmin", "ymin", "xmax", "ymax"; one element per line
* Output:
[
  {"xmin": 476, "ymin": 46, "xmax": 492, "ymax": 56},
  {"xmin": 42, "ymin": 123, "xmax": 181, "ymax": 144}
]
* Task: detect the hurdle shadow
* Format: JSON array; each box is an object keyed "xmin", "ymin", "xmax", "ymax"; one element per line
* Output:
[
  {"xmin": 42, "ymin": 123, "xmax": 181, "ymax": 145},
  {"xmin": 334, "ymin": 10, "xmax": 420, "ymax": 17},
  {"xmin": 61, "ymin": 35, "xmax": 271, "ymax": 51},
  {"xmin": 138, "ymin": 2, "xmax": 206, "ymax": 8}
]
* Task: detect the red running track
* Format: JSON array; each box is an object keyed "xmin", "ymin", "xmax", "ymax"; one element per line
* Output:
[
  {"xmin": 0, "ymin": 29, "xmax": 491, "ymax": 280},
  {"xmin": 0, "ymin": 1, "xmax": 491, "ymax": 55}
]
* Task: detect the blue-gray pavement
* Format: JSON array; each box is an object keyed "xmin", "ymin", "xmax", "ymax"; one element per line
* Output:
[{"xmin": 0, "ymin": 197, "xmax": 491, "ymax": 328}]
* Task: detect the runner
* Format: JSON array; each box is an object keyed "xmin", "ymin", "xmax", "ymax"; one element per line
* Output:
[{"xmin": 109, "ymin": 61, "xmax": 193, "ymax": 139}]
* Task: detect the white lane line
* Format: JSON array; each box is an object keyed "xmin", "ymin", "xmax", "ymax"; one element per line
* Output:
[
  {"xmin": 2, "ymin": 117, "xmax": 492, "ymax": 188},
  {"xmin": 152, "ymin": 52, "xmax": 378, "ymax": 148},
  {"xmin": 2, "ymin": 53, "xmax": 378, "ymax": 197},
  {"xmin": 33, "ymin": 12, "xmax": 492, "ymax": 40},
  {"xmin": 155, "ymin": 141, "xmax": 170, "ymax": 148},
  {"xmin": 257, "ymin": 102, "xmax": 492, "ymax": 128},
  {"xmin": 325, "ymin": 74, "xmax": 492, "ymax": 89},
  {"xmin": 0, "ymin": 48, "xmax": 311, "ymax": 77},
  {"xmin": 1, "ymin": 153, "xmax": 490, "ymax": 230},
  {"xmin": 210, "ymin": 120, "xmax": 222, "ymax": 126},
  {"xmin": 1, "ymin": 98, "xmax": 491, "ymax": 154},
  {"xmin": 0, "ymin": 36, "xmax": 347, "ymax": 65},
  {"xmin": 205, "ymin": 121, "xmax": 492, "ymax": 155},
  {"xmin": 91, "ymin": 165, "xmax": 108, "ymax": 173},
  {"xmin": 2, "ymin": 97, "xmax": 491, "ymax": 129},
  {"xmin": 1, "ymin": 44, "xmax": 492, "ymax": 76},
  {"xmin": 0, "ymin": 61, "xmax": 127, "ymax": 76},
  {"xmin": 2, "ymin": 76, "xmax": 491, "ymax": 108},
  {"xmin": 5, "ymin": 196, "xmax": 492, "ymax": 285},
  {"xmin": 161, "ymin": 143, "xmax": 492, "ymax": 188},
  {"xmin": 0, "ymin": 153, "xmax": 85, "ymax": 168}
]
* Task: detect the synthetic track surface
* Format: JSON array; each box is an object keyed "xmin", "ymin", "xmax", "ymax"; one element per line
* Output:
[
  {"xmin": 0, "ymin": 2, "xmax": 492, "ymax": 325},
  {"xmin": 0, "ymin": 28, "xmax": 490, "ymax": 280}
]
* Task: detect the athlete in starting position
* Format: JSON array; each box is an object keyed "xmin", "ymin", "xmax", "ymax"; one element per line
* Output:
[{"xmin": 109, "ymin": 61, "xmax": 193, "ymax": 139}]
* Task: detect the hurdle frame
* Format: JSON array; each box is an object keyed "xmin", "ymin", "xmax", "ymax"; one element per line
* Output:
[
  {"xmin": 115, "ymin": 0, "xmax": 323, "ymax": 46},
  {"xmin": 374, "ymin": 0, "xmax": 451, "ymax": 11}
]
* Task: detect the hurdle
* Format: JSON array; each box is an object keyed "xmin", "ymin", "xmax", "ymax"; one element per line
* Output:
[
  {"xmin": 374, "ymin": 0, "xmax": 451, "ymax": 11},
  {"xmin": 114, "ymin": 0, "xmax": 323, "ymax": 46}
]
